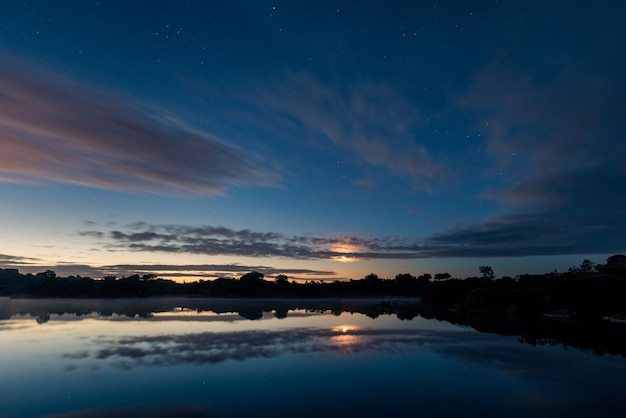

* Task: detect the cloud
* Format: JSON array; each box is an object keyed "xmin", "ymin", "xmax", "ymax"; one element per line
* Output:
[
  {"xmin": 79, "ymin": 231, "xmax": 105, "ymax": 239},
  {"xmin": 461, "ymin": 62, "xmax": 625, "ymax": 187},
  {"xmin": 126, "ymin": 264, "xmax": 332, "ymax": 275},
  {"xmin": 80, "ymin": 215, "xmax": 626, "ymax": 263},
  {"xmin": 242, "ymin": 72, "xmax": 445, "ymax": 190},
  {"xmin": 84, "ymin": 222, "xmax": 427, "ymax": 260},
  {"xmin": 0, "ymin": 255, "xmax": 335, "ymax": 280},
  {"xmin": 448, "ymin": 28, "xmax": 626, "ymax": 258},
  {"xmin": 0, "ymin": 253, "xmax": 40, "ymax": 265},
  {"xmin": 0, "ymin": 66, "xmax": 280, "ymax": 196},
  {"xmin": 99, "ymin": 263, "xmax": 335, "ymax": 279},
  {"xmin": 423, "ymin": 207, "xmax": 625, "ymax": 258}
]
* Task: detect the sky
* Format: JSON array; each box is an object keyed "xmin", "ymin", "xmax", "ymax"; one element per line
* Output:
[{"xmin": 1, "ymin": 0, "xmax": 625, "ymax": 282}]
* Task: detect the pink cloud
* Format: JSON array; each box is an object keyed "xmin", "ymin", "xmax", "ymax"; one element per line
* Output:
[{"xmin": 0, "ymin": 68, "xmax": 280, "ymax": 195}]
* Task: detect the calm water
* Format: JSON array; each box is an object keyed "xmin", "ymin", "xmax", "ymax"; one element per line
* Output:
[{"xmin": 1, "ymin": 297, "xmax": 626, "ymax": 418}]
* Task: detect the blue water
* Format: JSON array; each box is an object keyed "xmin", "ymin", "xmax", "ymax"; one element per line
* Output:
[{"xmin": 1, "ymin": 298, "xmax": 625, "ymax": 418}]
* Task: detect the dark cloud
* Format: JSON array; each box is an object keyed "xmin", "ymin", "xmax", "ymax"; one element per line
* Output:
[
  {"xmin": 424, "ymin": 206, "xmax": 625, "ymax": 258},
  {"xmin": 0, "ymin": 256, "xmax": 334, "ymax": 279},
  {"xmin": 0, "ymin": 253, "xmax": 39, "ymax": 265},
  {"xmin": 0, "ymin": 66, "xmax": 280, "ymax": 196},
  {"xmin": 110, "ymin": 231, "xmax": 176, "ymax": 242},
  {"xmin": 109, "ymin": 263, "xmax": 334, "ymax": 276},
  {"xmin": 79, "ymin": 231, "xmax": 105, "ymax": 239},
  {"xmin": 85, "ymin": 216, "xmax": 626, "ymax": 261},
  {"xmin": 97, "ymin": 263, "xmax": 335, "ymax": 279},
  {"xmin": 88, "ymin": 222, "xmax": 425, "ymax": 260}
]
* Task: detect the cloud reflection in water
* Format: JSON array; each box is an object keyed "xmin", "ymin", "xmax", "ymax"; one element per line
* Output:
[
  {"xmin": 62, "ymin": 322, "xmax": 626, "ymax": 406},
  {"xmin": 64, "ymin": 327, "xmax": 459, "ymax": 370}
]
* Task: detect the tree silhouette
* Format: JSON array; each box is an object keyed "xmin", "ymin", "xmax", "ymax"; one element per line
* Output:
[
  {"xmin": 479, "ymin": 265, "xmax": 495, "ymax": 280},
  {"xmin": 364, "ymin": 273, "xmax": 380, "ymax": 282},
  {"xmin": 240, "ymin": 271, "xmax": 264, "ymax": 286},
  {"xmin": 395, "ymin": 273, "xmax": 417, "ymax": 286},
  {"xmin": 417, "ymin": 273, "xmax": 432, "ymax": 283},
  {"xmin": 275, "ymin": 274, "xmax": 289, "ymax": 285},
  {"xmin": 599, "ymin": 254, "xmax": 626, "ymax": 276},
  {"xmin": 579, "ymin": 259, "xmax": 596, "ymax": 273}
]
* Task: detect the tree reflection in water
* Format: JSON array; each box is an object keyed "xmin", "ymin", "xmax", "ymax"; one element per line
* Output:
[{"xmin": 3, "ymin": 298, "xmax": 626, "ymax": 418}]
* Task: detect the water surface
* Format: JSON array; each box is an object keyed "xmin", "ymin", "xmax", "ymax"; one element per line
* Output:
[{"xmin": 1, "ymin": 297, "xmax": 625, "ymax": 417}]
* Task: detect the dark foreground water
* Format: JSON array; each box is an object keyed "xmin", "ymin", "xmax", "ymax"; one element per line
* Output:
[{"xmin": 1, "ymin": 297, "xmax": 625, "ymax": 418}]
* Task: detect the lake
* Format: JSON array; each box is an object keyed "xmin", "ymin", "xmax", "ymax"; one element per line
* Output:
[{"xmin": 1, "ymin": 297, "xmax": 625, "ymax": 418}]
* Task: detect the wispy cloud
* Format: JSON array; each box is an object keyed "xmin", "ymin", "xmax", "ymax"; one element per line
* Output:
[
  {"xmin": 461, "ymin": 62, "xmax": 625, "ymax": 195},
  {"xmin": 450, "ymin": 37, "xmax": 626, "ymax": 258},
  {"xmin": 0, "ymin": 253, "xmax": 39, "ymax": 265},
  {"xmin": 242, "ymin": 72, "xmax": 445, "ymax": 190},
  {"xmin": 0, "ymin": 66, "xmax": 280, "ymax": 196}
]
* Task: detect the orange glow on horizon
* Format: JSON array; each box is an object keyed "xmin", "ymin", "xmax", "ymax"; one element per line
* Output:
[
  {"xmin": 331, "ymin": 254, "xmax": 360, "ymax": 263},
  {"xmin": 330, "ymin": 241, "xmax": 362, "ymax": 263}
]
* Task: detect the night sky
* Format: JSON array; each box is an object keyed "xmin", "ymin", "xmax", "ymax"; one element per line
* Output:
[{"xmin": 1, "ymin": 0, "xmax": 625, "ymax": 281}]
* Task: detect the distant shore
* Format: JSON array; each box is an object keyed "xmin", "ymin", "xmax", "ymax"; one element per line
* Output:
[{"xmin": 2, "ymin": 254, "xmax": 626, "ymax": 320}]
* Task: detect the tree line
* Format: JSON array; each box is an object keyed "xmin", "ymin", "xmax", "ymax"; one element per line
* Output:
[{"xmin": 1, "ymin": 254, "xmax": 626, "ymax": 318}]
